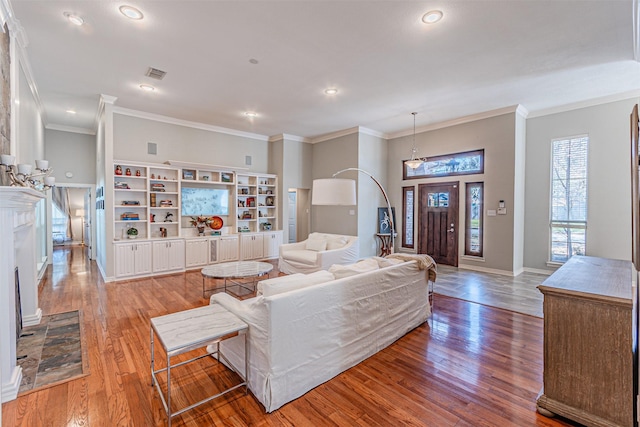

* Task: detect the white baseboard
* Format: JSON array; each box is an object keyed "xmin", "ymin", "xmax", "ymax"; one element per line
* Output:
[
  {"xmin": 1, "ymin": 366, "xmax": 22, "ymax": 403},
  {"xmin": 22, "ymin": 308, "xmax": 42, "ymax": 326},
  {"xmin": 458, "ymin": 263, "xmax": 519, "ymax": 277},
  {"xmin": 523, "ymin": 267, "xmax": 554, "ymax": 276}
]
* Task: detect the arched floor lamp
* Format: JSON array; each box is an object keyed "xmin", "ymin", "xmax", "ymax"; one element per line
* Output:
[{"xmin": 312, "ymin": 168, "xmax": 395, "ymax": 254}]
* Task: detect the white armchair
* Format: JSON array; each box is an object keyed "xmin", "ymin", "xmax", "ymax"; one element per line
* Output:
[{"xmin": 278, "ymin": 232, "xmax": 359, "ymax": 274}]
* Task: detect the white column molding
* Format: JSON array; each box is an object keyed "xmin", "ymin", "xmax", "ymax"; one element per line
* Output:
[{"xmin": 0, "ymin": 187, "xmax": 45, "ymax": 403}]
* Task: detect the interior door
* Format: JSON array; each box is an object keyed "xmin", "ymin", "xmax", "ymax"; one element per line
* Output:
[
  {"xmin": 288, "ymin": 191, "xmax": 297, "ymax": 243},
  {"xmin": 418, "ymin": 181, "xmax": 459, "ymax": 266}
]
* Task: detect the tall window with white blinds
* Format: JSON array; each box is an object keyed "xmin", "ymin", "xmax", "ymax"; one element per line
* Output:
[{"xmin": 550, "ymin": 135, "xmax": 589, "ymax": 263}]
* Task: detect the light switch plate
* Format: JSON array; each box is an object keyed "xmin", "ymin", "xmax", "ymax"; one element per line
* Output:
[
  {"xmin": 487, "ymin": 209, "xmax": 497, "ymax": 216},
  {"xmin": 497, "ymin": 208, "xmax": 507, "ymax": 215}
]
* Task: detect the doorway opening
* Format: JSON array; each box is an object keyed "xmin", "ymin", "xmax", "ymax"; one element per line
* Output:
[
  {"xmin": 288, "ymin": 188, "xmax": 310, "ymax": 243},
  {"xmin": 50, "ymin": 184, "xmax": 94, "ymax": 260}
]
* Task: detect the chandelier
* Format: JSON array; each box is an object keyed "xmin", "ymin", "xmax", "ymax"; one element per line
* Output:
[{"xmin": 405, "ymin": 112, "xmax": 424, "ymax": 169}]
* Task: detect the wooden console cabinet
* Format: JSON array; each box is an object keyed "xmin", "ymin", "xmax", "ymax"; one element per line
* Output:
[{"xmin": 536, "ymin": 256, "xmax": 636, "ymax": 427}]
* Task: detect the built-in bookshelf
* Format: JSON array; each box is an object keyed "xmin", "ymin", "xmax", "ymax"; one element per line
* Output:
[
  {"xmin": 236, "ymin": 173, "xmax": 277, "ymax": 233},
  {"xmin": 111, "ymin": 161, "xmax": 280, "ymax": 279}
]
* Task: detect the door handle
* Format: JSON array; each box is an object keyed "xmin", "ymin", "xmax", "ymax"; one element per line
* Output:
[{"xmin": 448, "ymin": 228, "xmax": 455, "ymax": 233}]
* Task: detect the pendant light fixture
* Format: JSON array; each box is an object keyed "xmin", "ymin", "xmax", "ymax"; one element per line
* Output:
[{"xmin": 405, "ymin": 112, "xmax": 424, "ymax": 169}]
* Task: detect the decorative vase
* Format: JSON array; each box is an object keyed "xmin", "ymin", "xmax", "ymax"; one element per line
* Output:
[{"xmin": 197, "ymin": 225, "xmax": 205, "ymax": 236}]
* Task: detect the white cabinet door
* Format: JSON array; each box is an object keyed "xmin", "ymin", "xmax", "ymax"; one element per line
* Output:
[
  {"xmin": 115, "ymin": 243, "xmax": 136, "ymax": 277},
  {"xmin": 219, "ymin": 236, "xmax": 239, "ymax": 262},
  {"xmin": 115, "ymin": 242, "xmax": 152, "ymax": 277},
  {"xmin": 152, "ymin": 241, "xmax": 170, "ymax": 272},
  {"xmin": 241, "ymin": 234, "xmax": 264, "ymax": 260},
  {"xmin": 168, "ymin": 239, "xmax": 185, "ymax": 271},
  {"xmin": 153, "ymin": 240, "xmax": 184, "ymax": 272},
  {"xmin": 185, "ymin": 239, "xmax": 209, "ymax": 268},
  {"xmin": 263, "ymin": 231, "xmax": 283, "ymax": 258},
  {"xmin": 134, "ymin": 242, "xmax": 152, "ymax": 275},
  {"xmin": 240, "ymin": 234, "xmax": 254, "ymax": 260}
]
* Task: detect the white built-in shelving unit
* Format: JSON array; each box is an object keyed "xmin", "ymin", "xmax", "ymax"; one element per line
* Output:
[{"xmin": 111, "ymin": 160, "xmax": 281, "ymax": 280}]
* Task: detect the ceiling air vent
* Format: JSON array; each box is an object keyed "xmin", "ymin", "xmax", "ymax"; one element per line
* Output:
[{"xmin": 145, "ymin": 67, "xmax": 166, "ymax": 80}]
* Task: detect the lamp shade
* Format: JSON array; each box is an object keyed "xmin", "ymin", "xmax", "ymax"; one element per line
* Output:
[{"xmin": 312, "ymin": 178, "xmax": 356, "ymax": 205}]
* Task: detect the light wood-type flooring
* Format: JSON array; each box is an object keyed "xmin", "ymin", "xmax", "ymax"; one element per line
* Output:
[
  {"xmin": 435, "ymin": 265, "xmax": 548, "ymax": 318},
  {"xmin": 2, "ymin": 246, "xmax": 580, "ymax": 426}
]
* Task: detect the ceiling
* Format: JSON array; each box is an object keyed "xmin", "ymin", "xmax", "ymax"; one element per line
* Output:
[{"xmin": 8, "ymin": 0, "xmax": 640, "ymax": 140}]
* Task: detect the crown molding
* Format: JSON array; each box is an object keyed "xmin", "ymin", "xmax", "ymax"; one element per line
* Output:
[
  {"xmin": 358, "ymin": 126, "xmax": 388, "ymax": 140},
  {"xmin": 93, "ymin": 94, "xmax": 117, "ymax": 130},
  {"xmin": 268, "ymin": 133, "xmax": 310, "ymax": 143},
  {"xmin": 309, "ymin": 126, "xmax": 389, "ymax": 144},
  {"xmin": 388, "ymin": 105, "xmax": 523, "ymax": 139},
  {"xmin": 527, "ymin": 90, "xmax": 640, "ymax": 119},
  {"xmin": 2, "ymin": 3, "xmax": 50, "ymax": 131},
  {"xmin": 515, "ymin": 104, "xmax": 529, "ymax": 118},
  {"xmin": 45, "ymin": 123, "xmax": 96, "ymax": 136},
  {"xmin": 0, "ymin": 0, "xmax": 27, "ymax": 47},
  {"xmin": 112, "ymin": 106, "xmax": 270, "ymax": 142}
]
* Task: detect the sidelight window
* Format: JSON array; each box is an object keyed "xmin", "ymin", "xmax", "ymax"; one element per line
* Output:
[
  {"xmin": 465, "ymin": 182, "xmax": 483, "ymax": 256},
  {"xmin": 549, "ymin": 135, "xmax": 588, "ymax": 263},
  {"xmin": 402, "ymin": 186, "xmax": 414, "ymax": 248}
]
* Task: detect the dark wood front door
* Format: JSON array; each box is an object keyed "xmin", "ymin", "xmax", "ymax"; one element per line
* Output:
[{"xmin": 418, "ymin": 182, "xmax": 459, "ymax": 266}]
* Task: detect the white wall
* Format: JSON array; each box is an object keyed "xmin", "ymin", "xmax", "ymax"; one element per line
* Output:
[
  {"xmin": 16, "ymin": 48, "xmax": 47, "ymax": 275},
  {"xmin": 45, "ymin": 129, "xmax": 96, "ymax": 184},
  {"xmin": 524, "ymin": 98, "xmax": 639, "ymax": 271}
]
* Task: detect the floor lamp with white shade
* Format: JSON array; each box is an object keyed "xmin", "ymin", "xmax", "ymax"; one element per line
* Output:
[
  {"xmin": 75, "ymin": 208, "xmax": 85, "ymax": 246},
  {"xmin": 312, "ymin": 168, "xmax": 395, "ymax": 254}
]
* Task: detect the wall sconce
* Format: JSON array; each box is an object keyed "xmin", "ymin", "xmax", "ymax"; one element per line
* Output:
[{"xmin": 0, "ymin": 155, "xmax": 55, "ymax": 191}]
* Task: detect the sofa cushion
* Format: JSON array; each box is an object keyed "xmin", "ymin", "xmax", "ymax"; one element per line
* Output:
[
  {"xmin": 281, "ymin": 249, "xmax": 318, "ymax": 264},
  {"xmin": 326, "ymin": 236, "xmax": 348, "ymax": 250},
  {"xmin": 257, "ymin": 270, "xmax": 335, "ymax": 297},
  {"xmin": 306, "ymin": 239, "xmax": 327, "ymax": 251},
  {"xmin": 329, "ymin": 257, "xmax": 379, "ymax": 279}
]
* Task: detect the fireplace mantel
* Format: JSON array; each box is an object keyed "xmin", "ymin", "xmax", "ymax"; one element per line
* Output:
[{"xmin": 0, "ymin": 187, "xmax": 45, "ymax": 402}]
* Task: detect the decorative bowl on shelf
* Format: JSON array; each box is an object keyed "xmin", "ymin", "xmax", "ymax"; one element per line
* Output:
[{"xmin": 209, "ymin": 216, "xmax": 223, "ymax": 230}]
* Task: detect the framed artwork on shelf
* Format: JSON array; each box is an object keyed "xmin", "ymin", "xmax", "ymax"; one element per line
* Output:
[{"xmin": 183, "ymin": 170, "xmax": 194, "ymax": 180}]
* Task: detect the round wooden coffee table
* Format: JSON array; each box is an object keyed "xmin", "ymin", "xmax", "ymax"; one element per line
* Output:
[{"xmin": 201, "ymin": 261, "xmax": 273, "ymax": 298}]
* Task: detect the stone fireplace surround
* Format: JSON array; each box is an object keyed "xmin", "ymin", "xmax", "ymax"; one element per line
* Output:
[{"xmin": 0, "ymin": 187, "xmax": 44, "ymax": 402}]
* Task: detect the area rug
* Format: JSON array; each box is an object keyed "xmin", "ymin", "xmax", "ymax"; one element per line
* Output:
[{"xmin": 16, "ymin": 310, "xmax": 89, "ymax": 395}]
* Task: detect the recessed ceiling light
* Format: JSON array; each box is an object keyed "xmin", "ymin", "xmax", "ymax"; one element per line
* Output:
[
  {"xmin": 63, "ymin": 12, "xmax": 84, "ymax": 26},
  {"xmin": 119, "ymin": 5, "xmax": 144, "ymax": 20},
  {"xmin": 422, "ymin": 10, "xmax": 443, "ymax": 24},
  {"xmin": 66, "ymin": 109, "xmax": 76, "ymax": 114},
  {"xmin": 325, "ymin": 88, "xmax": 338, "ymax": 95},
  {"xmin": 244, "ymin": 111, "xmax": 258, "ymax": 118},
  {"xmin": 139, "ymin": 84, "xmax": 155, "ymax": 92}
]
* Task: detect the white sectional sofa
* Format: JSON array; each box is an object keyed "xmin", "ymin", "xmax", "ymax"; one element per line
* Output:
[
  {"xmin": 278, "ymin": 232, "xmax": 359, "ymax": 274},
  {"xmin": 209, "ymin": 255, "xmax": 436, "ymax": 412}
]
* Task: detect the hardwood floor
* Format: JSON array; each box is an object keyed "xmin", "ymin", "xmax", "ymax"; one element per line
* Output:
[
  {"xmin": 2, "ymin": 246, "xmax": 580, "ymax": 426},
  {"xmin": 435, "ymin": 265, "xmax": 548, "ymax": 318}
]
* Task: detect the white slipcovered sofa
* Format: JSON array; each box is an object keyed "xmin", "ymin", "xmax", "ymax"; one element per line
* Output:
[
  {"xmin": 209, "ymin": 254, "xmax": 436, "ymax": 412},
  {"xmin": 278, "ymin": 232, "xmax": 359, "ymax": 274}
]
